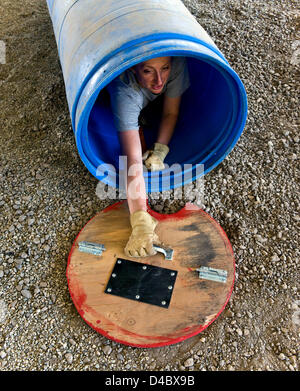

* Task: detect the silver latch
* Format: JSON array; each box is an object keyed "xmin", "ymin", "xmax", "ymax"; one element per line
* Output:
[{"xmin": 153, "ymin": 244, "xmax": 174, "ymax": 261}]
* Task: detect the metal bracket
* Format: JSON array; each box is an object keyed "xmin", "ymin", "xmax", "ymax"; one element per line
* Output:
[
  {"xmin": 78, "ymin": 241, "xmax": 106, "ymax": 256},
  {"xmin": 196, "ymin": 266, "xmax": 227, "ymax": 283},
  {"xmin": 153, "ymin": 244, "xmax": 174, "ymax": 260}
]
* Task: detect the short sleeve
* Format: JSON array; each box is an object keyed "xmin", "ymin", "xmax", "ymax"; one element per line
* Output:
[
  {"xmin": 165, "ymin": 57, "xmax": 190, "ymax": 98},
  {"xmin": 107, "ymin": 79, "xmax": 143, "ymax": 132}
]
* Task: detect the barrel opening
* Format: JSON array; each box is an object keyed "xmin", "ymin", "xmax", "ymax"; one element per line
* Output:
[{"xmin": 87, "ymin": 55, "xmax": 243, "ymax": 185}]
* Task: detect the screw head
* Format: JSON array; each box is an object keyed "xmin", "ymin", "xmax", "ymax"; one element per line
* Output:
[
  {"xmin": 107, "ymin": 288, "xmax": 112, "ymax": 293},
  {"xmin": 135, "ymin": 295, "xmax": 140, "ymax": 300},
  {"xmin": 171, "ymin": 272, "xmax": 175, "ymax": 276},
  {"xmin": 112, "ymin": 273, "xmax": 116, "ymax": 278},
  {"xmin": 142, "ymin": 266, "xmax": 147, "ymax": 270},
  {"xmin": 161, "ymin": 301, "xmax": 166, "ymax": 306},
  {"xmin": 117, "ymin": 260, "xmax": 122, "ymax": 264},
  {"xmin": 168, "ymin": 285, "xmax": 173, "ymax": 290}
]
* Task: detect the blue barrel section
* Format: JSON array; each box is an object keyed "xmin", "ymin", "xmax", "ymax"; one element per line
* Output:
[{"xmin": 46, "ymin": 0, "xmax": 247, "ymax": 192}]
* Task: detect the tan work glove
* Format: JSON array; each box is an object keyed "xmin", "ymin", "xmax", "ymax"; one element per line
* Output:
[
  {"xmin": 124, "ymin": 210, "xmax": 160, "ymax": 257},
  {"xmin": 142, "ymin": 142, "xmax": 169, "ymax": 171}
]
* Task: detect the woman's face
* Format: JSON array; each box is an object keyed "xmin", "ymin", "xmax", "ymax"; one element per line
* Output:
[{"xmin": 132, "ymin": 57, "xmax": 171, "ymax": 94}]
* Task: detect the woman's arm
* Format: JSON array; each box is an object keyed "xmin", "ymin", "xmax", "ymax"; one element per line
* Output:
[
  {"xmin": 156, "ymin": 95, "xmax": 181, "ymax": 145},
  {"xmin": 142, "ymin": 94, "xmax": 181, "ymax": 171},
  {"xmin": 119, "ymin": 130, "xmax": 161, "ymax": 257},
  {"xmin": 118, "ymin": 129, "xmax": 147, "ymax": 214}
]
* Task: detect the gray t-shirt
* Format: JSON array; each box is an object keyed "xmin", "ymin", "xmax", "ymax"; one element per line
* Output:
[{"xmin": 107, "ymin": 57, "xmax": 190, "ymax": 132}]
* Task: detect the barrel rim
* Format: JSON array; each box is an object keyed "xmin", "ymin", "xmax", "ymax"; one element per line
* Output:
[{"xmin": 75, "ymin": 38, "xmax": 247, "ymax": 192}]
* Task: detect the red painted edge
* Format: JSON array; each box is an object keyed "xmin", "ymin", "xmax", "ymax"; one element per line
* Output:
[{"xmin": 66, "ymin": 201, "xmax": 235, "ymax": 348}]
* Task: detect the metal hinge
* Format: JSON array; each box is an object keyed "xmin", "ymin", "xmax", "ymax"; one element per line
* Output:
[
  {"xmin": 196, "ymin": 266, "xmax": 227, "ymax": 283},
  {"xmin": 78, "ymin": 241, "xmax": 106, "ymax": 256}
]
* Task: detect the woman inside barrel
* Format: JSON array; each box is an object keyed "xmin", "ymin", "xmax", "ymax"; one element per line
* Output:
[{"xmin": 107, "ymin": 56, "xmax": 190, "ymax": 257}]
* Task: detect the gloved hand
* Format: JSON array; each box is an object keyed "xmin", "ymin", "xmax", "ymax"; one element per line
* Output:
[
  {"xmin": 142, "ymin": 142, "xmax": 169, "ymax": 171},
  {"xmin": 124, "ymin": 210, "xmax": 160, "ymax": 257}
]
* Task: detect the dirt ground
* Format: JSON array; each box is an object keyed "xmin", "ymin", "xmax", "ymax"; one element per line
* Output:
[{"xmin": 0, "ymin": 0, "xmax": 299, "ymax": 372}]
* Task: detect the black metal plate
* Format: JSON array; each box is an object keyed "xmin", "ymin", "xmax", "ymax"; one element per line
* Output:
[{"xmin": 104, "ymin": 258, "xmax": 177, "ymax": 309}]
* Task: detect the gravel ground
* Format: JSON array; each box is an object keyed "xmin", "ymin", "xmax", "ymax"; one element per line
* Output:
[{"xmin": 0, "ymin": 0, "xmax": 299, "ymax": 371}]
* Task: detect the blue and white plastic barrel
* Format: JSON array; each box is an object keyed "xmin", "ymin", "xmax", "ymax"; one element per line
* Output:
[{"xmin": 46, "ymin": 0, "xmax": 247, "ymax": 192}]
